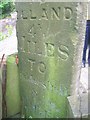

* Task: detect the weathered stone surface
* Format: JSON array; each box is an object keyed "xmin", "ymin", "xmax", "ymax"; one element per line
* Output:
[{"xmin": 16, "ymin": 2, "xmax": 87, "ymax": 118}]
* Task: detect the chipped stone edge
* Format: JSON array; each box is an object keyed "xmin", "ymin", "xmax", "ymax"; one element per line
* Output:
[{"xmin": 70, "ymin": 2, "xmax": 87, "ymax": 118}]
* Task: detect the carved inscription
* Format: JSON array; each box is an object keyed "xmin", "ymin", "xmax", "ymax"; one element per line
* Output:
[
  {"xmin": 22, "ymin": 10, "xmax": 28, "ymax": 19},
  {"xmin": 20, "ymin": 39, "xmax": 69, "ymax": 60},
  {"xmin": 28, "ymin": 59, "xmax": 35, "ymax": 71},
  {"xmin": 28, "ymin": 24, "xmax": 36, "ymax": 38},
  {"xmin": 58, "ymin": 45, "xmax": 69, "ymax": 60},
  {"xmin": 42, "ymin": 8, "xmax": 48, "ymax": 20},
  {"xmin": 30, "ymin": 9, "xmax": 37, "ymax": 20},
  {"xmin": 24, "ymin": 40, "xmax": 69, "ymax": 77},
  {"xmin": 21, "ymin": 7, "xmax": 73, "ymax": 20},
  {"xmin": 51, "ymin": 7, "xmax": 61, "ymax": 20},
  {"xmin": 45, "ymin": 43, "xmax": 54, "ymax": 57},
  {"xmin": 28, "ymin": 59, "xmax": 46, "ymax": 74},
  {"xmin": 16, "ymin": 2, "xmax": 79, "ymax": 117},
  {"xmin": 38, "ymin": 62, "xmax": 46, "ymax": 74},
  {"xmin": 29, "ymin": 76, "xmax": 46, "ymax": 89},
  {"xmin": 27, "ymin": 41, "xmax": 36, "ymax": 53},
  {"xmin": 64, "ymin": 7, "xmax": 72, "ymax": 20},
  {"xmin": 19, "ymin": 5, "xmax": 72, "ymax": 77}
]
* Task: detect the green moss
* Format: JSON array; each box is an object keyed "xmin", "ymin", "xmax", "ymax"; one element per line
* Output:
[{"xmin": 44, "ymin": 57, "xmax": 67, "ymax": 117}]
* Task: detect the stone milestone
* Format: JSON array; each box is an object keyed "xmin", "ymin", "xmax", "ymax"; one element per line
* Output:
[{"xmin": 16, "ymin": 2, "xmax": 87, "ymax": 118}]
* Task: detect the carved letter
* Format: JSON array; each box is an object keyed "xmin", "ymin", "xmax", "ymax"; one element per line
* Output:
[
  {"xmin": 28, "ymin": 24, "xmax": 36, "ymax": 38},
  {"xmin": 22, "ymin": 10, "xmax": 28, "ymax": 19},
  {"xmin": 28, "ymin": 41, "xmax": 36, "ymax": 54},
  {"xmin": 28, "ymin": 59, "xmax": 35, "ymax": 71},
  {"xmin": 46, "ymin": 43, "xmax": 54, "ymax": 57},
  {"xmin": 30, "ymin": 10, "xmax": 37, "ymax": 19},
  {"xmin": 42, "ymin": 8, "xmax": 48, "ymax": 20},
  {"xmin": 51, "ymin": 7, "xmax": 61, "ymax": 20},
  {"xmin": 58, "ymin": 45, "xmax": 69, "ymax": 60},
  {"xmin": 64, "ymin": 7, "xmax": 72, "ymax": 20},
  {"xmin": 38, "ymin": 62, "xmax": 46, "ymax": 74}
]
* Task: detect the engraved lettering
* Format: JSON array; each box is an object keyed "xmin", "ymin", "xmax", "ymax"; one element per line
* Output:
[
  {"xmin": 27, "ymin": 41, "xmax": 36, "ymax": 54},
  {"xmin": 38, "ymin": 62, "xmax": 46, "ymax": 74},
  {"xmin": 46, "ymin": 43, "xmax": 54, "ymax": 56},
  {"xmin": 28, "ymin": 59, "xmax": 35, "ymax": 71},
  {"xmin": 64, "ymin": 7, "xmax": 72, "ymax": 20},
  {"xmin": 42, "ymin": 8, "xmax": 48, "ymax": 20},
  {"xmin": 20, "ymin": 7, "xmax": 73, "ymax": 21},
  {"xmin": 29, "ymin": 78, "xmax": 46, "ymax": 89},
  {"xmin": 28, "ymin": 24, "xmax": 36, "ymax": 37},
  {"xmin": 51, "ymin": 7, "xmax": 61, "ymax": 20},
  {"xmin": 22, "ymin": 10, "xmax": 28, "ymax": 19},
  {"xmin": 38, "ymin": 24, "xmax": 42, "ymax": 31},
  {"xmin": 58, "ymin": 45, "xmax": 69, "ymax": 60},
  {"xmin": 30, "ymin": 10, "xmax": 37, "ymax": 19}
]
